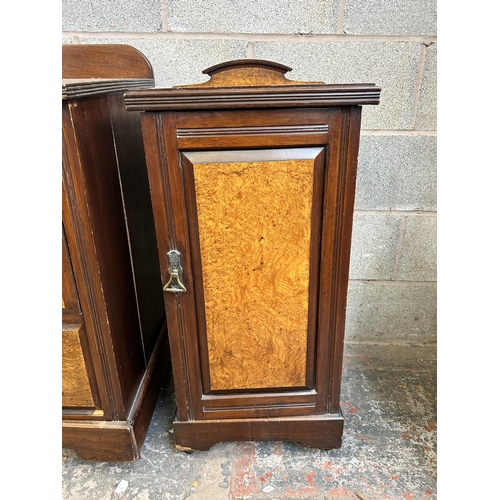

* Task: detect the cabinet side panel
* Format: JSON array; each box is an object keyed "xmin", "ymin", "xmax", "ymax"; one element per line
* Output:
[
  {"xmin": 330, "ymin": 106, "xmax": 363, "ymax": 412},
  {"xmin": 63, "ymin": 103, "xmax": 111, "ymax": 416},
  {"xmin": 107, "ymin": 93, "xmax": 166, "ymax": 362},
  {"xmin": 66, "ymin": 96, "xmax": 145, "ymax": 417},
  {"xmin": 193, "ymin": 158, "xmax": 314, "ymax": 391}
]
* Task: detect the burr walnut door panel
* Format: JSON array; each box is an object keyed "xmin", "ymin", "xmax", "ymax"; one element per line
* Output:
[
  {"xmin": 144, "ymin": 107, "xmax": 360, "ymax": 421},
  {"xmin": 184, "ymin": 148, "xmax": 322, "ymax": 395}
]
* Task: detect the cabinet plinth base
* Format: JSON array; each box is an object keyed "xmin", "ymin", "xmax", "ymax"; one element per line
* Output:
[
  {"xmin": 62, "ymin": 325, "xmax": 169, "ymax": 462},
  {"xmin": 62, "ymin": 421, "xmax": 141, "ymax": 462},
  {"xmin": 173, "ymin": 413, "xmax": 344, "ymax": 451}
]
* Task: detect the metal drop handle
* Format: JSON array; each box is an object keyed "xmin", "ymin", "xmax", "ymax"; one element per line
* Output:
[{"xmin": 163, "ymin": 250, "xmax": 187, "ymax": 293}]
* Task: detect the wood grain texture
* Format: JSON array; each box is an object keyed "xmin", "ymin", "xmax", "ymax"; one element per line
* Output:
[
  {"xmin": 193, "ymin": 158, "xmax": 315, "ymax": 391},
  {"xmin": 176, "ymin": 59, "xmax": 322, "ymax": 88},
  {"xmin": 62, "ymin": 324, "xmax": 95, "ymax": 408},
  {"xmin": 62, "ymin": 421, "xmax": 139, "ymax": 462},
  {"xmin": 124, "ymin": 84, "xmax": 381, "ymax": 111},
  {"xmin": 62, "ymin": 44, "xmax": 154, "ymax": 80},
  {"xmin": 65, "ymin": 93, "xmax": 145, "ymax": 417},
  {"xmin": 173, "ymin": 413, "xmax": 344, "ymax": 451},
  {"xmin": 62, "ymin": 78, "xmax": 154, "ymax": 100}
]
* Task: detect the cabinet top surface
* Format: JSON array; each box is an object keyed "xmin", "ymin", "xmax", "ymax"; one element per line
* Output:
[{"xmin": 124, "ymin": 59, "xmax": 381, "ymax": 111}]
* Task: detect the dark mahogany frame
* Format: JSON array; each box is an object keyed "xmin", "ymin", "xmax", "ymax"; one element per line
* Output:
[{"xmin": 125, "ymin": 78, "xmax": 380, "ymax": 450}]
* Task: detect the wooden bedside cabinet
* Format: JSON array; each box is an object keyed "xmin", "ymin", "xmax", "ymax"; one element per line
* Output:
[
  {"xmin": 124, "ymin": 59, "xmax": 380, "ymax": 450},
  {"xmin": 62, "ymin": 44, "xmax": 168, "ymax": 461}
]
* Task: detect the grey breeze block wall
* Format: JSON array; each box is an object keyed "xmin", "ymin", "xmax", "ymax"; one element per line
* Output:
[{"xmin": 62, "ymin": 0, "xmax": 437, "ymax": 344}]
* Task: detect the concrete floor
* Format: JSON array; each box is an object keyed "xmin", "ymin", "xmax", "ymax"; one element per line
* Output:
[{"xmin": 62, "ymin": 343, "xmax": 437, "ymax": 500}]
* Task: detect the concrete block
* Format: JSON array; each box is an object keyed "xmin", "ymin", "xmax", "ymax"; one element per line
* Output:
[
  {"xmin": 78, "ymin": 38, "xmax": 248, "ymax": 88},
  {"xmin": 349, "ymin": 214, "xmax": 402, "ymax": 280},
  {"xmin": 345, "ymin": 282, "xmax": 437, "ymax": 341},
  {"xmin": 253, "ymin": 41, "xmax": 421, "ymax": 129},
  {"xmin": 414, "ymin": 43, "xmax": 437, "ymax": 130},
  {"xmin": 62, "ymin": 0, "xmax": 162, "ymax": 32},
  {"xmin": 396, "ymin": 216, "xmax": 437, "ymax": 281},
  {"xmin": 355, "ymin": 135, "xmax": 437, "ymax": 211},
  {"xmin": 167, "ymin": 0, "xmax": 339, "ymax": 34},
  {"xmin": 344, "ymin": 0, "xmax": 437, "ymax": 35}
]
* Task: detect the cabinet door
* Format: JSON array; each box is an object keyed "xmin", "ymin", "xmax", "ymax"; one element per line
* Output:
[{"xmin": 145, "ymin": 107, "xmax": 360, "ymax": 421}]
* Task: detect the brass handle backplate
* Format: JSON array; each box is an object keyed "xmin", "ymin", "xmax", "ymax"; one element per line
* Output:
[{"xmin": 163, "ymin": 250, "xmax": 187, "ymax": 293}]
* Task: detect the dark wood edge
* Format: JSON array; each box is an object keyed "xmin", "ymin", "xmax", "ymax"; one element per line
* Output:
[
  {"xmin": 198, "ymin": 388, "xmax": 319, "ymax": 420},
  {"xmin": 62, "ymin": 409, "xmax": 106, "ymax": 420},
  {"xmin": 62, "ymin": 421, "xmax": 138, "ymax": 462},
  {"xmin": 173, "ymin": 413, "xmax": 344, "ymax": 451},
  {"xmin": 180, "ymin": 153, "xmax": 212, "ymax": 395},
  {"xmin": 140, "ymin": 112, "xmax": 201, "ymax": 422},
  {"xmin": 124, "ymin": 84, "xmax": 381, "ymax": 111},
  {"xmin": 202, "ymin": 59, "xmax": 293, "ymax": 75},
  {"xmin": 306, "ymin": 148, "xmax": 326, "ymax": 388},
  {"xmin": 313, "ymin": 107, "xmax": 345, "ymax": 415},
  {"xmin": 329, "ymin": 106, "xmax": 363, "ymax": 412},
  {"xmin": 62, "ymin": 78, "xmax": 154, "ymax": 100},
  {"xmin": 325, "ymin": 107, "xmax": 352, "ymax": 413},
  {"xmin": 201, "ymin": 390, "xmax": 317, "ymax": 404},
  {"xmin": 127, "ymin": 321, "xmax": 170, "ymax": 452},
  {"xmin": 154, "ymin": 113, "xmax": 207, "ymax": 421}
]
